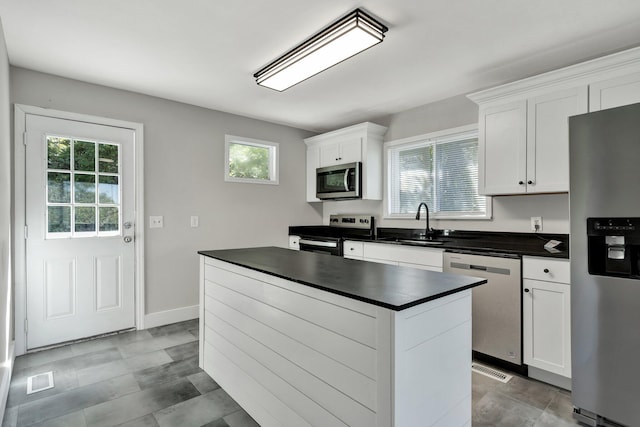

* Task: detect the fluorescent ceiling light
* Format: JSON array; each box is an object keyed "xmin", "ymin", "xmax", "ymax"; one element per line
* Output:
[{"xmin": 254, "ymin": 9, "xmax": 388, "ymax": 91}]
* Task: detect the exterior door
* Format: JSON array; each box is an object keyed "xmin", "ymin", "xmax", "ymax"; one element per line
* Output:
[{"xmin": 25, "ymin": 114, "xmax": 136, "ymax": 349}]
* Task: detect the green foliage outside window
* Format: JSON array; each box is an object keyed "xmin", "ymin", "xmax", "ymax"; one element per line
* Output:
[{"xmin": 228, "ymin": 143, "xmax": 271, "ymax": 180}]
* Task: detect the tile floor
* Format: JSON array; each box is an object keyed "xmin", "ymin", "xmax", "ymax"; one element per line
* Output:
[{"xmin": 1, "ymin": 319, "xmax": 581, "ymax": 427}]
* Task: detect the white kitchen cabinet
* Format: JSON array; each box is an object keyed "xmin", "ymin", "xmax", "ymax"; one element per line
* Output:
[
  {"xmin": 305, "ymin": 122, "xmax": 387, "ymax": 201},
  {"xmin": 343, "ymin": 240, "xmax": 364, "ymax": 260},
  {"xmin": 476, "ymin": 86, "xmax": 587, "ymax": 195},
  {"xmin": 590, "ymin": 71, "xmax": 640, "ymax": 111},
  {"xmin": 288, "ymin": 235, "xmax": 300, "ymax": 251},
  {"xmin": 522, "ymin": 256, "xmax": 571, "ymax": 379},
  {"xmin": 479, "ymin": 101, "xmax": 527, "ymax": 195},
  {"xmin": 362, "ymin": 242, "xmax": 443, "ymax": 272},
  {"xmin": 319, "ymin": 137, "xmax": 362, "ymax": 167},
  {"xmin": 469, "ymin": 47, "xmax": 640, "ymax": 196},
  {"xmin": 527, "ymin": 87, "xmax": 588, "ymax": 193}
]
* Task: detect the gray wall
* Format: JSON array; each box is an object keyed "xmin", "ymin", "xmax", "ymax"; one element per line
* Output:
[
  {"xmin": 0, "ymin": 18, "xmax": 12, "ymax": 411},
  {"xmin": 10, "ymin": 67, "xmax": 322, "ymax": 315},
  {"xmin": 322, "ymin": 94, "xmax": 570, "ymax": 234}
]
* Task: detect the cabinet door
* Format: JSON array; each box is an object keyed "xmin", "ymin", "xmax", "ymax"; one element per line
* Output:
[
  {"xmin": 590, "ymin": 72, "xmax": 640, "ymax": 111},
  {"xmin": 523, "ymin": 279, "xmax": 571, "ymax": 377},
  {"xmin": 319, "ymin": 138, "xmax": 362, "ymax": 167},
  {"xmin": 319, "ymin": 143, "xmax": 341, "ymax": 167},
  {"xmin": 526, "ymin": 87, "xmax": 588, "ymax": 193},
  {"xmin": 479, "ymin": 101, "xmax": 527, "ymax": 195},
  {"xmin": 288, "ymin": 236, "xmax": 300, "ymax": 250},
  {"xmin": 338, "ymin": 138, "xmax": 363, "ymax": 164},
  {"xmin": 306, "ymin": 146, "xmax": 321, "ymax": 202}
]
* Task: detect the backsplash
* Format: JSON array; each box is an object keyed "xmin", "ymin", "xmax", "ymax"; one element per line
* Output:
[{"xmin": 321, "ymin": 193, "xmax": 569, "ymax": 234}]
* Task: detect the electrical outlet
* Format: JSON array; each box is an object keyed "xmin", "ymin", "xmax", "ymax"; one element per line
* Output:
[
  {"xmin": 149, "ymin": 215, "xmax": 164, "ymax": 229},
  {"xmin": 531, "ymin": 216, "xmax": 542, "ymax": 232},
  {"xmin": 190, "ymin": 216, "xmax": 199, "ymax": 228}
]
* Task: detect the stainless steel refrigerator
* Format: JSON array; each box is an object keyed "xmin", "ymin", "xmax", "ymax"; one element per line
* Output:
[{"xmin": 569, "ymin": 103, "xmax": 640, "ymax": 427}]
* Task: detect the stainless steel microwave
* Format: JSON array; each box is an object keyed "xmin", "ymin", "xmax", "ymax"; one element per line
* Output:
[{"xmin": 316, "ymin": 162, "xmax": 361, "ymax": 200}]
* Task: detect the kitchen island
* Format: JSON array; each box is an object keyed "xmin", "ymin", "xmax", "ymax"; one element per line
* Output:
[{"xmin": 198, "ymin": 247, "xmax": 486, "ymax": 427}]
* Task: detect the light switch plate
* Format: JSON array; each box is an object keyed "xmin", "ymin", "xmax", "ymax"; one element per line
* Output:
[
  {"xmin": 190, "ymin": 216, "xmax": 199, "ymax": 228},
  {"xmin": 149, "ymin": 216, "xmax": 164, "ymax": 228}
]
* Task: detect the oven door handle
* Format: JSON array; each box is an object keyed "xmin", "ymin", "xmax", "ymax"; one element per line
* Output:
[{"xmin": 299, "ymin": 239, "xmax": 338, "ymax": 248}]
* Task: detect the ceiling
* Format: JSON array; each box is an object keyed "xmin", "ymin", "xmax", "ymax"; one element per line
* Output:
[{"xmin": 1, "ymin": 1, "xmax": 640, "ymax": 133}]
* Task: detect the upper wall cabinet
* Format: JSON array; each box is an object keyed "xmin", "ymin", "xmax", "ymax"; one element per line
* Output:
[
  {"xmin": 319, "ymin": 137, "xmax": 362, "ymax": 167},
  {"xmin": 475, "ymin": 87, "xmax": 588, "ymax": 195},
  {"xmin": 304, "ymin": 122, "xmax": 388, "ymax": 202},
  {"xmin": 589, "ymin": 71, "xmax": 640, "ymax": 112},
  {"xmin": 469, "ymin": 46, "xmax": 640, "ymax": 196}
]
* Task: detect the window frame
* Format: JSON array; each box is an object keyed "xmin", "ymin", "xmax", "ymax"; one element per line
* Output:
[
  {"xmin": 383, "ymin": 124, "xmax": 492, "ymax": 220},
  {"xmin": 224, "ymin": 135, "xmax": 279, "ymax": 185}
]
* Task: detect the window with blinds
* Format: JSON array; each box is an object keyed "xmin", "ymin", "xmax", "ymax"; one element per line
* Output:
[{"xmin": 387, "ymin": 128, "xmax": 489, "ymax": 218}]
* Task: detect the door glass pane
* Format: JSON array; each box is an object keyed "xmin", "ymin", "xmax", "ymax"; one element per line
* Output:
[
  {"xmin": 75, "ymin": 206, "xmax": 96, "ymax": 232},
  {"xmin": 99, "ymin": 207, "xmax": 119, "ymax": 232},
  {"xmin": 74, "ymin": 174, "xmax": 96, "ymax": 203},
  {"xmin": 48, "ymin": 172, "xmax": 71, "ymax": 203},
  {"xmin": 74, "ymin": 140, "xmax": 96, "ymax": 172},
  {"xmin": 99, "ymin": 143, "xmax": 119, "ymax": 173},
  {"xmin": 98, "ymin": 175, "xmax": 119, "ymax": 204},
  {"xmin": 48, "ymin": 206, "xmax": 71, "ymax": 233},
  {"xmin": 47, "ymin": 137, "xmax": 71, "ymax": 170}
]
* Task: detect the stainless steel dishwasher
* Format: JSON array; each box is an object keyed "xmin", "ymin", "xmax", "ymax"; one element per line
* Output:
[{"xmin": 443, "ymin": 251, "xmax": 522, "ymax": 367}]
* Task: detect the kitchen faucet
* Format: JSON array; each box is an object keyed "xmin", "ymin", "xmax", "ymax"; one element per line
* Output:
[{"xmin": 416, "ymin": 202, "xmax": 434, "ymax": 239}]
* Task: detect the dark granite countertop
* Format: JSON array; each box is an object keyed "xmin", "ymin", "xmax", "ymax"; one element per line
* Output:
[
  {"xmin": 198, "ymin": 247, "xmax": 487, "ymax": 311},
  {"xmin": 288, "ymin": 226, "xmax": 569, "ymax": 259},
  {"xmin": 370, "ymin": 229, "xmax": 569, "ymax": 259}
]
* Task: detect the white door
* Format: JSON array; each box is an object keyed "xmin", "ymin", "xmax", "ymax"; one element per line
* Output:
[{"xmin": 25, "ymin": 114, "xmax": 136, "ymax": 349}]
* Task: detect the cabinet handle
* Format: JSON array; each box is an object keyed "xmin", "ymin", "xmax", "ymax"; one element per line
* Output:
[
  {"xmin": 518, "ymin": 181, "xmax": 524, "ymax": 185},
  {"xmin": 528, "ymin": 180, "xmax": 534, "ymax": 185},
  {"xmin": 524, "ymin": 288, "xmax": 530, "ymax": 293},
  {"xmin": 350, "ymin": 247, "xmax": 354, "ymax": 251},
  {"xmin": 544, "ymin": 268, "xmax": 549, "ymax": 273}
]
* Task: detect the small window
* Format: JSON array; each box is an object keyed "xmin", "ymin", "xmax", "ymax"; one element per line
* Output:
[
  {"xmin": 225, "ymin": 135, "xmax": 279, "ymax": 185},
  {"xmin": 385, "ymin": 125, "xmax": 490, "ymax": 219}
]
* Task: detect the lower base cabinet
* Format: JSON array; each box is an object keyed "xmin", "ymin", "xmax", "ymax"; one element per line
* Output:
[
  {"xmin": 344, "ymin": 241, "xmax": 444, "ymax": 272},
  {"xmin": 522, "ymin": 257, "xmax": 571, "ymax": 380}
]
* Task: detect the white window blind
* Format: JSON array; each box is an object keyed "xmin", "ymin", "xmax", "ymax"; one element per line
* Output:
[{"xmin": 387, "ymin": 129, "xmax": 487, "ymax": 218}]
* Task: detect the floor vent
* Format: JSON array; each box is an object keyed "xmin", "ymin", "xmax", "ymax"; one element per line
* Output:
[
  {"xmin": 472, "ymin": 363, "xmax": 512, "ymax": 383},
  {"xmin": 26, "ymin": 371, "xmax": 54, "ymax": 394}
]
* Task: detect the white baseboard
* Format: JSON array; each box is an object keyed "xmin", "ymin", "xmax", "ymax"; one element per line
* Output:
[
  {"xmin": 0, "ymin": 341, "xmax": 15, "ymax": 426},
  {"xmin": 143, "ymin": 305, "xmax": 199, "ymax": 329}
]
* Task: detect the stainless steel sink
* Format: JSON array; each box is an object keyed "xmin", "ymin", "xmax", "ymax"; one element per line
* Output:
[
  {"xmin": 377, "ymin": 237, "xmax": 448, "ymax": 246},
  {"xmin": 398, "ymin": 239, "xmax": 445, "ymax": 246}
]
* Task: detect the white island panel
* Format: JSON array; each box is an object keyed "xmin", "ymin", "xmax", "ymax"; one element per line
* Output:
[{"xmin": 200, "ymin": 255, "xmax": 473, "ymax": 427}]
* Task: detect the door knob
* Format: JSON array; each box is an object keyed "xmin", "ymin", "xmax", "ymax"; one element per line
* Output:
[
  {"xmin": 524, "ymin": 288, "xmax": 530, "ymax": 293},
  {"xmin": 518, "ymin": 181, "xmax": 524, "ymax": 185},
  {"xmin": 528, "ymin": 180, "xmax": 533, "ymax": 185},
  {"xmin": 124, "ymin": 236, "xmax": 133, "ymax": 243}
]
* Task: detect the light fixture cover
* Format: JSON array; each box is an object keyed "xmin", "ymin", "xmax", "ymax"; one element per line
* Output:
[{"xmin": 254, "ymin": 9, "xmax": 388, "ymax": 91}]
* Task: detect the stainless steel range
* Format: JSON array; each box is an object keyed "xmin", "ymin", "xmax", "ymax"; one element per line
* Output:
[{"xmin": 289, "ymin": 214, "xmax": 375, "ymax": 256}]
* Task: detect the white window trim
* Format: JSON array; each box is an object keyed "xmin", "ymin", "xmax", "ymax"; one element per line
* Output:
[
  {"xmin": 224, "ymin": 135, "xmax": 279, "ymax": 185},
  {"xmin": 383, "ymin": 124, "xmax": 492, "ymax": 220}
]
